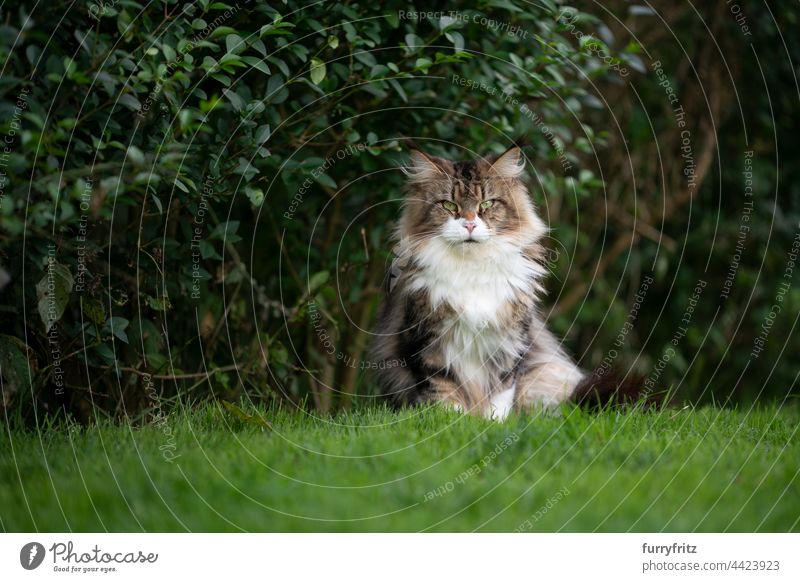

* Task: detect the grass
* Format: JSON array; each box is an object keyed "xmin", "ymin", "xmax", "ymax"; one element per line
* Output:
[{"xmin": 1, "ymin": 403, "xmax": 799, "ymax": 532}]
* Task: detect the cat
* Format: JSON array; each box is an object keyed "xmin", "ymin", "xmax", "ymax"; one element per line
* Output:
[{"xmin": 371, "ymin": 143, "xmax": 644, "ymax": 419}]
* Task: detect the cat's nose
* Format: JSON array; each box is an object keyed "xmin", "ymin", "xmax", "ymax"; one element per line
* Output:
[{"xmin": 463, "ymin": 221, "xmax": 476, "ymax": 234}]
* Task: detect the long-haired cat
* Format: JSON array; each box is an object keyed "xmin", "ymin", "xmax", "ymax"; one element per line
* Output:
[{"xmin": 372, "ymin": 143, "xmax": 643, "ymax": 419}]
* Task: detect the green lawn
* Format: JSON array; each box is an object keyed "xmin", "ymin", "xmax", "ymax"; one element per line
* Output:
[{"xmin": 1, "ymin": 404, "xmax": 798, "ymax": 532}]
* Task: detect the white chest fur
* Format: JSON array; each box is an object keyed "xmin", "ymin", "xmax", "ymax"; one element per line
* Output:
[
  {"xmin": 409, "ymin": 238, "xmax": 542, "ymax": 325},
  {"xmin": 408, "ymin": 238, "xmax": 543, "ymax": 390}
]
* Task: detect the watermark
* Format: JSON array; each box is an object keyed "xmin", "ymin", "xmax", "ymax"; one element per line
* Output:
[
  {"xmin": 422, "ymin": 432, "xmax": 519, "ymax": 502},
  {"xmin": 720, "ymin": 150, "xmax": 754, "ymax": 300},
  {"xmin": 559, "ymin": 10, "xmax": 629, "ymax": 77},
  {"xmin": 284, "ymin": 142, "xmax": 368, "ymax": 221},
  {"xmin": 651, "ymin": 60, "xmax": 696, "ymax": 192},
  {"xmin": 540, "ymin": 237, "xmax": 565, "ymax": 280},
  {"xmin": 44, "ymin": 244, "xmax": 66, "ymax": 396},
  {"xmin": 88, "ymin": 0, "xmax": 120, "ymax": 20},
  {"xmin": 513, "ymin": 486, "xmax": 570, "ymax": 531},
  {"xmin": 398, "ymin": 10, "xmax": 529, "ymax": 39},
  {"xmin": 726, "ymin": 1, "xmax": 753, "ymax": 37},
  {"xmin": 41, "ymin": 541, "xmax": 158, "ymax": 574},
  {"xmin": 307, "ymin": 300, "xmax": 404, "ymax": 369},
  {"xmin": 596, "ymin": 274, "xmax": 654, "ymax": 377},
  {"xmin": 0, "ymin": 86, "xmax": 30, "ymax": 210},
  {"xmin": 642, "ymin": 542, "xmax": 698, "ymax": 556},
  {"xmin": 751, "ymin": 227, "xmax": 800, "ymax": 359},
  {"xmin": 451, "ymin": 73, "xmax": 573, "ymax": 172},
  {"xmin": 75, "ymin": 179, "xmax": 93, "ymax": 294},
  {"xmin": 141, "ymin": 372, "xmax": 181, "ymax": 463},
  {"xmin": 349, "ymin": 356, "xmax": 406, "ymax": 370},
  {"xmin": 643, "ymin": 279, "xmax": 706, "ymax": 396},
  {"xmin": 20, "ymin": 542, "xmax": 46, "ymax": 570},
  {"xmin": 189, "ymin": 174, "xmax": 216, "ymax": 300}
]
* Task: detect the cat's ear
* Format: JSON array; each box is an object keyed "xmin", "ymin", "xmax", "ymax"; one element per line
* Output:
[
  {"xmin": 489, "ymin": 146, "xmax": 525, "ymax": 179},
  {"xmin": 401, "ymin": 142, "xmax": 450, "ymax": 182}
]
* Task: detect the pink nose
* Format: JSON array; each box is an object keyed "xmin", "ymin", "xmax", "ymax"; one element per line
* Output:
[{"xmin": 464, "ymin": 221, "xmax": 476, "ymax": 234}]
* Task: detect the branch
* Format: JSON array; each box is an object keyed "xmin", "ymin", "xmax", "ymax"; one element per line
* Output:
[{"xmin": 111, "ymin": 364, "xmax": 240, "ymax": 380}]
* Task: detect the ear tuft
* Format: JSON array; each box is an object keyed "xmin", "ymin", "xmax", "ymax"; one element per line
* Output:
[
  {"xmin": 490, "ymin": 146, "xmax": 525, "ymax": 179},
  {"xmin": 401, "ymin": 149, "xmax": 449, "ymax": 183}
]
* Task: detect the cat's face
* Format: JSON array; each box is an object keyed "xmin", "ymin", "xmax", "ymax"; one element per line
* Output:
[{"xmin": 398, "ymin": 146, "xmax": 545, "ymax": 251}]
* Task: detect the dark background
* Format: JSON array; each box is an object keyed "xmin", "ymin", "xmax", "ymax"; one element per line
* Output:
[{"xmin": 1, "ymin": 0, "xmax": 798, "ymax": 423}]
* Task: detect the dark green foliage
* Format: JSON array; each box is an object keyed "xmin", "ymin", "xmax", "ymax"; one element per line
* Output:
[{"xmin": 0, "ymin": 1, "xmax": 798, "ymax": 422}]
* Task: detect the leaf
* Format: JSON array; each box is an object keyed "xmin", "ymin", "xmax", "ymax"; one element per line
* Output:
[
  {"xmin": 111, "ymin": 289, "xmax": 129, "ymax": 306},
  {"xmin": 267, "ymin": 74, "xmax": 285, "ymax": 98},
  {"xmin": 221, "ymin": 401, "xmax": 272, "ymax": 429},
  {"xmin": 313, "ymin": 172, "xmax": 337, "ymax": 189},
  {"xmin": 208, "ymin": 26, "xmax": 237, "ymax": 39},
  {"xmin": 211, "ymin": 220, "xmax": 240, "ymax": 240},
  {"xmin": 384, "ymin": 12, "xmax": 399, "ymax": 27},
  {"xmin": 0, "ymin": 335, "xmax": 36, "ymax": 396},
  {"xmin": 629, "ymin": 5, "xmax": 656, "ymax": 16},
  {"xmin": 445, "ymin": 31, "xmax": 464, "ymax": 52},
  {"xmin": 267, "ymin": 56, "xmax": 290, "ymax": 77},
  {"xmin": 255, "ymin": 124, "xmax": 271, "ymax": 144},
  {"xmin": 225, "ymin": 33, "xmax": 245, "ymax": 54},
  {"xmin": 222, "ymin": 87, "xmax": 245, "ymax": 111},
  {"xmin": 439, "ymin": 15, "xmax": 458, "ymax": 31},
  {"xmin": 218, "ymin": 53, "xmax": 244, "ymax": 67},
  {"xmin": 354, "ymin": 51, "xmax": 376, "ymax": 68},
  {"xmin": 242, "ymin": 56, "xmax": 270, "ymax": 75},
  {"xmin": 269, "ymin": 341, "xmax": 289, "ymax": 366},
  {"xmin": 108, "ymin": 316, "xmax": 130, "ymax": 343},
  {"xmin": 310, "ymin": 57, "xmax": 326, "ymax": 85},
  {"xmin": 245, "ymin": 186, "xmax": 264, "ymax": 206},
  {"xmin": 36, "ymin": 262, "xmax": 74, "ymax": 332},
  {"xmin": 404, "ymin": 33, "xmax": 423, "ymax": 54},
  {"xmin": 545, "ymin": 64, "xmax": 566, "ymax": 85},
  {"xmin": 174, "ymin": 178, "xmax": 189, "ymax": 193},
  {"xmin": 308, "ymin": 270, "xmax": 330, "ymax": 294},
  {"xmin": 327, "ymin": 35, "xmax": 339, "ymax": 49},
  {"xmin": 199, "ymin": 239, "xmax": 219, "ymax": 260},
  {"xmin": 413, "ymin": 58, "xmax": 433, "ymax": 73},
  {"xmin": 388, "ymin": 79, "xmax": 407, "ymax": 102},
  {"xmin": 126, "ymin": 145, "xmax": 145, "ymax": 166},
  {"xmin": 251, "ymin": 39, "xmax": 267, "ymax": 56},
  {"xmin": 145, "ymin": 294, "xmax": 172, "ymax": 312},
  {"xmin": 81, "ymin": 297, "xmax": 106, "ymax": 325},
  {"xmin": 118, "ymin": 93, "xmax": 141, "ymax": 112},
  {"xmin": 93, "ymin": 342, "xmax": 116, "ymax": 365},
  {"xmin": 151, "ymin": 193, "xmax": 163, "ymax": 214}
]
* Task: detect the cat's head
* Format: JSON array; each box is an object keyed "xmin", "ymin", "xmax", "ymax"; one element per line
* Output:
[{"xmin": 397, "ymin": 144, "xmax": 546, "ymax": 252}]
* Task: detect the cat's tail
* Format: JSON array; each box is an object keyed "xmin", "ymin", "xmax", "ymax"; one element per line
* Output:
[{"xmin": 570, "ymin": 368, "xmax": 670, "ymax": 410}]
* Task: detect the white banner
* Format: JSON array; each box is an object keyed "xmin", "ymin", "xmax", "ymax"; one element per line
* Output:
[{"xmin": 1, "ymin": 534, "xmax": 797, "ymax": 581}]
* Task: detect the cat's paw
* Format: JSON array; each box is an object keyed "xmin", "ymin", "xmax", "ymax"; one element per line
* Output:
[{"xmin": 488, "ymin": 387, "xmax": 515, "ymax": 421}]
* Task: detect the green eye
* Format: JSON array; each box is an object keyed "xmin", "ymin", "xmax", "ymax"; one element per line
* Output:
[
  {"xmin": 480, "ymin": 200, "xmax": 494, "ymax": 210},
  {"xmin": 441, "ymin": 201, "xmax": 458, "ymax": 212}
]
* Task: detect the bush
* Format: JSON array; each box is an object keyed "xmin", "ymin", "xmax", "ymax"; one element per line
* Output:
[{"xmin": 1, "ymin": 1, "xmax": 797, "ymax": 422}]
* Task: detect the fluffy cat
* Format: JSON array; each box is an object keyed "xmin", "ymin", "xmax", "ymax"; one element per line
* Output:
[{"xmin": 372, "ymin": 143, "xmax": 643, "ymax": 419}]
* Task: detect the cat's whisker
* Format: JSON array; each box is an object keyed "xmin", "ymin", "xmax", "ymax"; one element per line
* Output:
[{"xmin": 404, "ymin": 231, "xmax": 439, "ymax": 241}]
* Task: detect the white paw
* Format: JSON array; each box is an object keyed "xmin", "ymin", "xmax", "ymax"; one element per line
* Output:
[{"xmin": 488, "ymin": 387, "xmax": 515, "ymax": 421}]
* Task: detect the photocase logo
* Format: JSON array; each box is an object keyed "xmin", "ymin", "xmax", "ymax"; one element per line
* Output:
[{"xmin": 20, "ymin": 542, "xmax": 46, "ymax": 570}]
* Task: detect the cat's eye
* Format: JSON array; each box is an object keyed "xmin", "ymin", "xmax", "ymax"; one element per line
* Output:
[
  {"xmin": 480, "ymin": 200, "xmax": 495, "ymax": 210},
  {"xmin": 441, "ymin": 201, "xmax": 458, "ymax": 212}
]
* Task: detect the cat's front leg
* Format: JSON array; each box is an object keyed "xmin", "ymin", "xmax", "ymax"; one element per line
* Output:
[
  {"xmin": 513, "ymin": 356, "xmax": 585, "ymax": 412},
  {"xmin": 488, "ymin": 385, "xmax": 516, "ymax": 420},
  {"xmin": 411, "ymin": 375, "xmax": 471, "ymax": 413}
]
